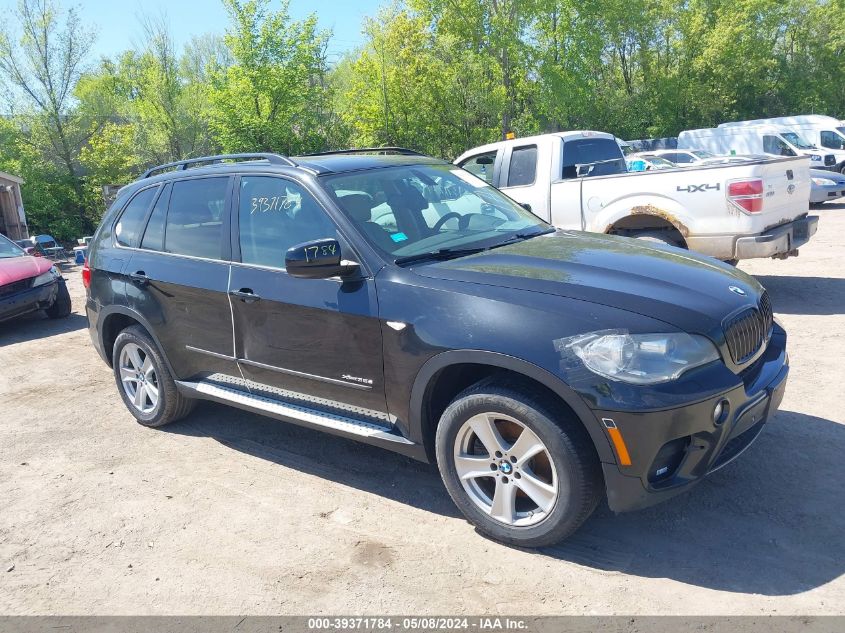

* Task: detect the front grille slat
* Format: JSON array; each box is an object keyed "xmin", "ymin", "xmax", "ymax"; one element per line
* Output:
[
  {"xmin": 0, "ymin": 277, "xmax": 33, "ymax": 298},
  {"xmin": 724, "ymin": 290, "xmax": 772, "ymax": 365}
]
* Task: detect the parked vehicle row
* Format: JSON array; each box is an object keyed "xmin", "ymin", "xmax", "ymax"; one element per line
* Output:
[
  {"xmin": 455, "ymin": 131, "xmax": 817, "ymax": 263},
  {"xmin": 85, "ymin": 149, "xmax": 789, "ymax": 547}
]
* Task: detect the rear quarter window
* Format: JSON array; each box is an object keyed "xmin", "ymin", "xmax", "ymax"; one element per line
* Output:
[{"xmin": 114, "ymin": 186, "xmax": 159, "ymax": 247}]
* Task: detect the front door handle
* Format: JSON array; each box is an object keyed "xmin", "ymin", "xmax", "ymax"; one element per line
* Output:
[
  {"xmin": 230, "ymin": 288, "xmax": 261, "ymax": 303},
  {"xmin": 129, "ymin": 271, "xmax": 149, "ymax": 285}
]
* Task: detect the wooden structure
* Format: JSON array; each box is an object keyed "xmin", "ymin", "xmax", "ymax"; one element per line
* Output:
[{"xmin": 0, "ymin": 171, "xmax": 28, "ymax": 240}]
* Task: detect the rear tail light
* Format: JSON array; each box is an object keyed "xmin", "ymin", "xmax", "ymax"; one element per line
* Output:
[
  {"xmin": 82, "ymin": 260, "xmax": 91, "ymax": 289},
  {"xmin": 727, "ymin": 178, "xmax": 764, "ymax": 213}
]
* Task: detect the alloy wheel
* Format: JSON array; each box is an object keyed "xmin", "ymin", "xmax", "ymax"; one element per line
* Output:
[
  {"xmin": 118, "ymin": 342, "xmax": 160, "ymax": 414},
  {"xmin": 453, "ymin": 412, "xmax": 560, "ymax": 527}
]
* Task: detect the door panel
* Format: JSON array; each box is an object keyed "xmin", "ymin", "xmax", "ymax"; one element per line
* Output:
[
  {"xmin": 230, "ymin": 174, "xmax": 388, "ymax": 418},
  {"xmin": 128, "ymin": 175, "xmax": 237, "ymax": 379}
]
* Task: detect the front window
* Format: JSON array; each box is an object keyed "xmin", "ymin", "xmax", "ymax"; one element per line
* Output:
[
  {"xmin": 821, "ymin": 130, "xmax": 845, "ymax": 150},
  {"xmin": 322, "ymin": 164, "xmax": 551, "ymax": 260},
  {"xmin": 0, "ymin": 234, "xmax": 26, "ymax": 258},
  {"xmin": 237, "ymin": 176, "xmax": 338, "ymax": 269},
  {"xmin": 459, "ymin": 151, "xmax": 497, "ymax": 184},
  {"xmin": 763, "ymin": 135, "xmax": 796, "ymax": 156},
  {"xmin": 691, "ymin": 151, "xmax": 716, "ymax": 159},
  {"xmin": 781, "ymin": 132, "xmax": 815, "ymax": 150}
]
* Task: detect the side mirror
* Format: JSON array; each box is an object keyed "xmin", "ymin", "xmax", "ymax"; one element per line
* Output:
[
  {"xmin": 520, "ymin": 202, "xmax": 532, "ymax": 212},
  {"xmin": 285, "ymin": 238, "xmax": 360, "ymax": 280}
]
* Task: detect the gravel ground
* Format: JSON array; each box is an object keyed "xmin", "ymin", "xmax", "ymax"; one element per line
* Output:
[{"xmin": 1, "ymin": 204, "xmax": 843, "ymax": 615}]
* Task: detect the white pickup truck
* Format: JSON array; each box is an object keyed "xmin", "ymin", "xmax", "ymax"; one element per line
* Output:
[{"xmin": 454, "ymin": 131, "xmax": 818, "ymax": 261}]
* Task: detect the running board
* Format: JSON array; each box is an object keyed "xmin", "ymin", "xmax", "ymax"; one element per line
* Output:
[{"xmin": 176, "ymin": 379, "xmax": 414, "ymax": 446}]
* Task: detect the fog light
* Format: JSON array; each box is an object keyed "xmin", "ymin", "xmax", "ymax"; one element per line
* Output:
[{"xmin": 713, "ymin": 399, "xmax": 730, "ymax": 425}]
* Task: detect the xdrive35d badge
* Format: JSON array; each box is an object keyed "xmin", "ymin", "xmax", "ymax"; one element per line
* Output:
[{"xmin": 85, "ymin": 150, "xmax": 789, "ymax": 547}]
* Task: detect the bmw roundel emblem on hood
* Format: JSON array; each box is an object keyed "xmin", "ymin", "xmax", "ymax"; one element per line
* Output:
[{"xmin": 729, "ymin": 285, "xmax": 747, "ymax": 296}]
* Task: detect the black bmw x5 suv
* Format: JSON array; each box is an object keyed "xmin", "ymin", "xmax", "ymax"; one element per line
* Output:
[{"xmin": 85, "ymin": 149, "xmax": 788, "ymax": 546}]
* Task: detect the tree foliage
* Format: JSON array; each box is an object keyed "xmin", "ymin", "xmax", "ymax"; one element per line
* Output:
[{"xmin": 1, "ymin": 0, "xmax": 844, "ymax": 241}]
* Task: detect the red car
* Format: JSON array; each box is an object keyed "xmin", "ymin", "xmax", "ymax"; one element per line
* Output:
[{"xmin": 0, "ymin": 233, "xmax": 71, "ymax": 323}]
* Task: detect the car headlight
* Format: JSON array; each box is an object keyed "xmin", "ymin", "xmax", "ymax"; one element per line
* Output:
[
  {"xmin": 32, "ymin": 266, "xmax": 60, "ymax": 287},
  {"xmin": 562, "ymin": 331, "xmax": 720, "ymax": 385},
  {"xmin": 812, "ymin": 177, "xmax": 836, "ymax": 186},
  {"xmin": 810, "ymin": 155, "xmax": 822, "ymax": 161}
]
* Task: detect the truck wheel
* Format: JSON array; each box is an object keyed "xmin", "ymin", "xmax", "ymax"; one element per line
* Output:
[
  {"xmin": 632, "ymin": 231, "xmax": 682, "ymax": 248},
  {"xmin": 112, "ymin": 325, "xmax": 195, "ymax": 428},
  {"xmin": 435, "ymin": 379, "xmax": 602, "ymax": 547},
  {"xmin": 45, "ymin": 281, "xmax": 72, "ymax": 319}
]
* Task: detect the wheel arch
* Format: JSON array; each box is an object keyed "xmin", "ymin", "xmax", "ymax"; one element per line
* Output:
[
  {"xmin": 409, "ymin": 350, "xmax": 614, "ymax": 464},
  {"xmin": 98, "ymin": 305, "xmax": 174, "ymax": 375}
]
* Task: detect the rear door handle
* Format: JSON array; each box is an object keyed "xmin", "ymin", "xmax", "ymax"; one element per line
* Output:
[
  {"xmin": 230, "ymin": 288, "xmax": 261, "ymax": 303},
  {"xmin": 129, "ymin": 271, "xmax": 149, "ymax": 285}
]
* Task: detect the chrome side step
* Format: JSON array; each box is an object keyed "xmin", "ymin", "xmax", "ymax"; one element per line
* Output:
[{"xmin": 177, "ymin": 378, "xmax": 414, "ymax": 446}]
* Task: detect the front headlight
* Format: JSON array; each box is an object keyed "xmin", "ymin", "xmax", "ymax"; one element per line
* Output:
[
  {"xmin": 812, "ymin": 177, "xmax": 836, "ymax": 186},
  {"xmin": 562, "ymin": 331, "xmax": 720, "ymax": 385},
  {"xmin": 810, "ymin": 155, "xmax": 822, "ymax": 161},
  {"xmin": 32, "ymin": 266, "xmax": 60, "ymax": 287}
]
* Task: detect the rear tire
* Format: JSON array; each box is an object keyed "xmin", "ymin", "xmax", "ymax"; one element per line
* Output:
[
  {"xmin": 112, "ymin": 325, "xmax": 195, "ymax": 428},
  {"xmin": 45, "ymin": 281, "xmax": 71, "ymax": 319},
  {"xmin": 435, "ymin": 378, "xmax": 603, "ymax": 547}
]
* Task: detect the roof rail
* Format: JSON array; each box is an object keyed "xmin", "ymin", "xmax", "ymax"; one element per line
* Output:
[
  {"xmin": 140, "ymin": 153, "xmax": 297, "ymax": 179},
  {"xmin": 301, "ymin": 147, "xmax": 423, "ymax": 157}
]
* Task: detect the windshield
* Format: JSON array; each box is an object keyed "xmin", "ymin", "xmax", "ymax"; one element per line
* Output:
[
  {"xmin": 644, "ymin": 156, "xmax": 677, "ymax": 169},
  {"xmin": 322, "ymin": 164, "xmax": 551, "ymax": 261},
  {"xmin": 782, "ymin": 132, "xmax": 816, "ymax": 150},
  {"xmin": 691, "ymin": 151, "xmax": 716, "ymax": 159},
  {"xmin": 0, "ymin": 234, "xmax": 26, "ymax": 259}
]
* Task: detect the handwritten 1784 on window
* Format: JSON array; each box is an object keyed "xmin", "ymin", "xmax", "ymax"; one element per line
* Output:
[{"xmin": 251, "ymin": 196, "xmax": 295, "ymax": 214}]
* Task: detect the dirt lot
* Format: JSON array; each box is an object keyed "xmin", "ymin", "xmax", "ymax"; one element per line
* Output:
[{"xmin": 1, "ymin": 204, "xmax": 843, "ymax": 616}]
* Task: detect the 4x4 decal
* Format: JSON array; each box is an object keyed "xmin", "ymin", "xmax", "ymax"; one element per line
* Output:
[{"xmin": 677, "ymin": 183, "xmax": 721, "ymax": 193}]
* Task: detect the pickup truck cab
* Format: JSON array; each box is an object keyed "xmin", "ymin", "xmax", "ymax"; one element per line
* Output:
[{"xmin": 455, "ymin": 131, "xmax": 818, "ymax": 262}]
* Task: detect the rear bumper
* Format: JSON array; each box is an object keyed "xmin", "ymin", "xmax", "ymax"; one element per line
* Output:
[
  {"xmin": 733, "ymin": 215, "xmax": 818, "ymax": 259},
  {"xmin": 0, "ymin": 280, "xmax": 58, "ymax": 323},
  {"xmin": 597, "ymin": 326, "xmax": 789, "ymax": 513}
]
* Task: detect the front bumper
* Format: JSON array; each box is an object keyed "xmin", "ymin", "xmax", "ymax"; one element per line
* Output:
[
  {"xmin": 597, "ymin": 327, "xmax": 789, "ymax": 513},
  {"xmin": 0, "ymin": 280, "xmax": 59, "ymax": 323},
  {"xmin": 734, "ymin": 215, "xmax": 819, "ymax": 259}
]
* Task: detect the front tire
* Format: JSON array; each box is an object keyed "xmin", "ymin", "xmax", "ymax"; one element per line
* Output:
[
  {"xmin": 435, "ymin": 379, "xmax": 603, "ymax": 547},
  {"xmin": 112, "ymin": 325, "xmax": 195, "ymax": 427},
  {"xmin": 45, "ymin": 281, "xmax": 71, "ymax": 319}
]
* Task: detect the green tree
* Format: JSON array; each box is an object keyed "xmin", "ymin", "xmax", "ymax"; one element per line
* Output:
[{"xmin": 207, "ymin": 0, "xmax": 334, "ymax": 154}]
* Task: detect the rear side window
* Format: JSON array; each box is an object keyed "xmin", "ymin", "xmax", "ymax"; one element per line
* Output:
[
  {"xmin": 561, "ymin": 138, "xmax": 626, "ymax": 179},
  {"xmin": 506, "ymin": 146, "xmax": 537, "ymax": 187},
  {"xmin": 459, "ymin": 151, "xmax": 497, "ymax": 184},
  {"xmin": 763, "ymin": 135, "xmax": 795, "ymax": 156},
  {"xmin": 164, "ymin": 178, "xmax": 228, "ymax": 259},
  {"xmin": 140, "ymin": 185, "xmax": 170, "ymax": 251},
  {"xmin": 115, "ymin": 187, "xmax": 158, "ymax": 247}
]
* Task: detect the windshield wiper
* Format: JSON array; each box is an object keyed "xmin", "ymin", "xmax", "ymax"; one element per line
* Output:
[
  {"xmin": 490, "ymin": 227, "xmax": 556, "ymax": 248},
  {"xmin": 394, "ymin": 246, "xmax": 487, "ymax": 266}
]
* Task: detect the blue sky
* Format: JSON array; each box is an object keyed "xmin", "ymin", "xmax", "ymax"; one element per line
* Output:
[{"xmin": 70, "ymin": 0, "xmax": 385, "ymax": 64}]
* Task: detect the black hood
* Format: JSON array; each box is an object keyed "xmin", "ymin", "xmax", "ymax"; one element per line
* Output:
[{"xmin": 413, "ymin": 231, "xmax": 764, "ymax": 333}]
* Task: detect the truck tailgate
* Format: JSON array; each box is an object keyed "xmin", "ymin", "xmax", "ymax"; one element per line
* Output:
[{"xmin": 748, "ymin": 157, "xmax": 811, "ymax": 226}]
